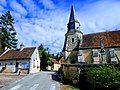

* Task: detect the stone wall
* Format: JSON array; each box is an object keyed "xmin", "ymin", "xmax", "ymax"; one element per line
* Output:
[
  {"xmin": 59, "ymin": 63, "xmax": 120, "ymax": 84},
  {"xmin": 20, "ymin": 69, "xmax": 29, "ymax": 74}
]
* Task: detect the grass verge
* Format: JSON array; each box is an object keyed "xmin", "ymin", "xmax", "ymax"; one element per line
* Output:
[{"xmin": 60, "ymin": 83, "xmax": 79, "ymax": 90}]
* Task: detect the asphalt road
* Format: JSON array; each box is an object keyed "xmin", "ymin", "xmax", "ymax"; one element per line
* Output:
[{"xmin": 1, "ymin": 71, "xmax": 60, "ymax": 90}]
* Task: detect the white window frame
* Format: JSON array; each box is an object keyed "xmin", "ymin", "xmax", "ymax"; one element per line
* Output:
[
  {"xmin": 78, "ymin": 50, "xmax": 84, "ymax": 62},
  {"xmin": 93, "ymin": 49, "xmax": 98, "ymax": 57},
  {"xmin": 109, "ymin": 48, "xmax": 115, "ymax": 58}
]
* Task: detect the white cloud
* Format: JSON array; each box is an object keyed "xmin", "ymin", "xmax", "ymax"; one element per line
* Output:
[
  {"xmin": 14, "ymin": 8, "xmax": 67, "ymax": 53},
  {"xmin": 0, "ymin": 5, "xmax": 4, "ymax": 11},
  {"xmin": 11, "ymin": 11, "xmax": 22, "ymax": 18},
  {"xmin": 20, "ymin": 0, "xmax": 39, "ymax": 17},
  {"xmin": 9, "ymin": 0, "xmax": 27, "ymax": 16},
  {"xmin": 0, "ymin": 0, "xmax": 7, "ymax": 7},
  {"xmin": 2, "ymin": 0, "xmax": 120, "ymax": 54},
  {"xmin": 77, "ymin": 0, "xmax": 120, "ymax": 34},
  {"xmin": 39, "ymin": 0, "xmax": 55, "ymax": 9},
  {"xmin": 0, "ymin": 0, "xmax": 69, "ymax": 54}
]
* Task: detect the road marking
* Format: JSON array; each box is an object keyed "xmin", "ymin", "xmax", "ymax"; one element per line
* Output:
[
  {"xmin": 50, "ymin": 84, "xmax": 56, "ymax": 90},
  {"xmin": 9, "ymin": 84, "xmax": 22, "ymax": 90},
  {"xmin": 30, "ymin": 84, "xmax": 39, "ymax": 90}
]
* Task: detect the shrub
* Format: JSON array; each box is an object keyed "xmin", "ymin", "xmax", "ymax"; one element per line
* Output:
[
  {"xmin": 47, "ymin": 60, "xmax": 52, "ymax": 66},
  {"xmin": 84, "ymin": 65, "xmax": 120, "ymax": 90}
]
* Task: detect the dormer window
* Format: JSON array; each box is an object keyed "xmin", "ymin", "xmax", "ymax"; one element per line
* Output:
[{"xmin": 72, "ymin": 38, "xmax": 74, "ymax": 43}]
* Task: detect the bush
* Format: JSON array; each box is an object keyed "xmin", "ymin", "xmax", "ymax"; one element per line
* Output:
[
  {"xmin": 83, "ymin": 65, "xmax": 120, "ymax": 90},
  {"xmin": 47, "ymin": 60, "xmax": 52, "ymax": 66}
]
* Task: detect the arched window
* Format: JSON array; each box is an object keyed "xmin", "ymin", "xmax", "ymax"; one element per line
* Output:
[{"xmin": 72, "ymin": 38, "xmax": 74, "ymax": 43}]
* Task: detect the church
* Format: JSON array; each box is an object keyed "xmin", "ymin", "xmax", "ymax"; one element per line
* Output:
[{"xmin": 62, "ymin": 5, "xmax": 120, "ymax": 64}]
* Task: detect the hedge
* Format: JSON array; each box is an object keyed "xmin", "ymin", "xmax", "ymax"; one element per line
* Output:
[{"xmin": 81, "ymin": 65, "xmax": 120, "ymax": 90}]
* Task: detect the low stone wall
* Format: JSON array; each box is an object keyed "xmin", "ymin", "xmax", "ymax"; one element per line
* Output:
[
  {"xmin": 0, "ymin": 66, "xmax": 13, "ymax": 73},
  {"xmin": 63, "ymin": 65, "xmax": 80, "ymax": 84},
  {"xmin": 19, "ymin": 69, "xmax": 29, "ymax": 74},
  {"xmin": 59, "ymin": 63, "xmax": 120, "ymax": 84}
]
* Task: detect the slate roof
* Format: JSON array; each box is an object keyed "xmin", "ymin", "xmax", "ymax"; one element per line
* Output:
[
  {"xmin": 0, "ymin": 47, "xmax": 36, "ymax": 60},
  {"xmin": 80, "ymin": 30, "xmax": 120, "ymax": 49},
  {"xmin": 63, "ymin": 37, "xmax": 67, "ymax": 51}
]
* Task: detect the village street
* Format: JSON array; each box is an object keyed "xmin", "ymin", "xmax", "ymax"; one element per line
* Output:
[{"xmin": 1, "ymin": 71, "xmax": 60, "ymax": 90}]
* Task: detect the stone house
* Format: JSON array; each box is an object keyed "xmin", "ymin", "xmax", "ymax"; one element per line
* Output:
[
  {"xmin": 0, "ymin": 43, "xmax": 40, "ymax": 73},
  {"xmin": 47, "ymin": 58, "xmax": 60, "ymax": 71},
  {"xmin": 62, "ymin": 5, "xmax": 120, "ymax": 64},
  {"xmin": 50, "ymin": 58, "xmax": 61, "ymax": 71}
]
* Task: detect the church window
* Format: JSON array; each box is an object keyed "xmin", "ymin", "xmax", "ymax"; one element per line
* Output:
[
  {"xmin": 93, "ymin": 49, "xmax": 98, "ymax": 57},
  {"xmin": 10, "ymin": 62, "xmax": 13, "ymax": 65},
  {"xmin": 72, "ymin": 38, "xmax": 74, "ymax": 43},
  {"xmin": 109, "ymin": 49, "xmax": 115, "ymax": 58},
  {"xmin": 78, "ymin": 50, "xmax": 84, "ymax": 62},
  {"xmin": 78, "ymin": 50, "xmax": 82, "ymax": 56}
]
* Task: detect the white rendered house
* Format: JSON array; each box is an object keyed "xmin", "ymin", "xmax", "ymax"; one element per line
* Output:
[{"xmin": 0, "ymin": 44, "xmax": 40, "ymax": 74}]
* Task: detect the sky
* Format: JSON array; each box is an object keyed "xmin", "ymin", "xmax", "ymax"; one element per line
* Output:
[{"xmin": 0, "ymin": 0, "xmax": 120, "ymax": 54}]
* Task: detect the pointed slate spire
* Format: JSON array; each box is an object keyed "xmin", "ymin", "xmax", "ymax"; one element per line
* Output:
[
  {"xmin": 67, "ymin": 5, "xmax": 75, "ymax": 32},
  {"xmin": 69, "ymin": 5, "xmax": 75, "ymax": 22}
]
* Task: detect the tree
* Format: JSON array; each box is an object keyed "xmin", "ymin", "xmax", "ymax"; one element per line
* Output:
[
  {"xmin": 38, "ymin": 44, "xmax": 55, "ymax": 70},
  {"xmin": 55, "ymin": 52, "xmax": 63, "ymax": 61},
  {"xmin": 0, "ymin": 11, "xmax": 18, "ymax": 50},
  {"xmin": 38, "ymin": 44, "xmax": 48, "ymax": 70},
  {"xmin": 47, "ymin": 59, "xmax": 53, "ymax": 66},
  {"xmin": 38, "ymin": 44, "xmax": 44, "ymax": 50}
]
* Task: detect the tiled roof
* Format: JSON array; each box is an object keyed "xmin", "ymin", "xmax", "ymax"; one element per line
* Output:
[
  {"xmin": 80, "ymin": 30, "xmax": 120, "ymax": 49},
  {"xmin": 52, "ymin": 60, "xmax": 59, "ymax": 64},
  {"xmin": 49, "ymin": 58, "xmax": 59, "ymax": 64},
  {"xmin": 0, "ymin": 47, "xmax": 36, "ymax": 60}
]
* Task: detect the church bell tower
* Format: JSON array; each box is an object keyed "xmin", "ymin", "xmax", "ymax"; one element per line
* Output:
[{"xmin": 63, "ymin": 5, "xmax": 83, "ymax": 63}]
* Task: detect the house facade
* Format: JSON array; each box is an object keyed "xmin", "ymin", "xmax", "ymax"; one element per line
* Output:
[
  {"xmin": 49, "ymin": 58, "xmax": 61, "ymax": 71},
  {"xmin": 63, "ymin": 5, "xmax": 120, "ymax": 64},
  {"xmin": 0, "ymin": 43, "xmax": 40, "ymax": 73}
]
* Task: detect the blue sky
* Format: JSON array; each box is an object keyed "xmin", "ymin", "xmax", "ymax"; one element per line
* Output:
[{"xmin": 0, "ymin": 0, "xmax": 120, "ymax": 54}]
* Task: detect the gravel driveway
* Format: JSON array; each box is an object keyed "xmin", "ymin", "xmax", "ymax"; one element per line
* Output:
[{"xmin": 0, "ymin": 73, "xmax": 26, "ymax": 88}]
